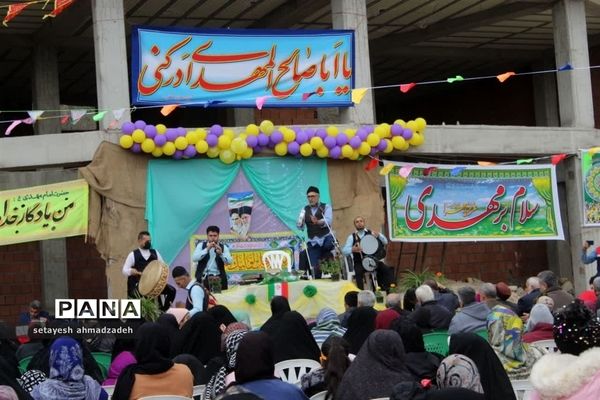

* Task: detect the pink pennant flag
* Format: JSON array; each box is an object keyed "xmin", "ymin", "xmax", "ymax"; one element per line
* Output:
[
  {"xmin": 302, "ymin": 92, "xmax": 315, "ymax": 101},
  {"xmin": 256, "ymin": 96, "xmax": 268, "ymax": 110},
  {"xmin": 5, "ymin": 120, "xmax": 21, "ymax": 136},
  {"xmin": 60, "ymin": 115, "xmax": 70, "ymax": 125},
  {"xmin": 400, "ymin": 83, "xmax": 416, "ymax": 93},
  {"xmin": 496, "ymin": 71, "xmax": 515, "ymax": 83},
  {"xmin": 399, "ymin": 165, "xmax": 414, "ymax": 178},
  {"xmin": 108, "ymin": 120, "xmax": 120, "ymax": 129},
  {"xmin": 71, "ymin": 109, "xmax": 87, "ymax": 124},
  {"xmin": 22, "ymin": 118, "xmax": 34, "ymax": 125},
  {"xmin": 27, "ymin": 111, "xmax": 44, "ymax": 123}
]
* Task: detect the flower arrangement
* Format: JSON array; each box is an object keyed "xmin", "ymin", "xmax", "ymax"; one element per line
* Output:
[
  {"xmin": 320, "ymin": 258, "xmax": 342, "ymax": 280},
  {"xmin": 398, "ymin": 268, "xmax": 437, "ymax": 291}
]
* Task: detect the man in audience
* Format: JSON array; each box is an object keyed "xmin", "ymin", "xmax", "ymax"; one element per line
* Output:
[
  {"xmin": 424, "ymin": 280, "xmax": 459, "ymax": 313},
  {"xmin": 448, "ymin": 286, "xmax": 490, "ymax": 335},
  {"xmin": 517, "ymin": 276, "xmax": 541, "ymax": 316},
  {"xmin": 385, "ymin": 293, "xmax": 406, "ymax": 316},
  {"xmin": 409, "ymin": 284, "xmax": 452, "ymax": 331},
  {"xmin": 591, "ymin": 277, "xmax": 600, "ymax": 315},
  {"xmin": 537, "ymin": 270, "xmax": 574, "ymax": 310},
  {"xmin": 495, "ymin": 282, "xmax": 518, "ymax": 313},
  {"xmin": 478, "ymin": 282, "xmax": 501, "ymax": 309},
  {"xmin": 18, "ymin": 300, "xmax": 49, "ymax": 325},
  {"xmin": 338, "ymin": 290, "xmax": 358, "ymax": 328},
  {"xmin": 357, "ymin": 290, "xmax": 376, "ymax": 308}
]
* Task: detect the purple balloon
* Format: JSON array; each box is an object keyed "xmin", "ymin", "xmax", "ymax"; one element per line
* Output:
[
  {"xmin": 206, "ymin": 134, "xmax": 218, "ymax": 147},
  {"xmin": 304, "ymin": 128, "xmax": 315, "ymax": 138},
  {"xmin": 132, "ymin": 143, "xmax": 141, "ymax": 153},
  {"xmin": 377, "ymin": 140, "xmax": 388, "ymax": 151},
  {"xmin": 391, "ymin": 124, "xmax": 403, "ymax": 136},
  {"xmin": 270, "ymin": 130, "xmax": 283, "ymax": 144},
  {"xmin": 122, "ymin": 121, "xmax": 135, "ymax": 134},
  {"xmin": 144, "ymin": 125, "xmax": 157, "ymax": 139},
  {"xmin": 288, "ymin": 141, "xmax": 300, "ymax": 155},
  {"xmin": 246, "ymin": 135, "xmax": 258, "ymax": 148},
  {"xmin": 315, "ymin": 128, "xmax": 327, "ymax": 139},
  {"xmin": 183, "ymin": 145, "xmax": 197, "ymax": 158},
  {"xmin": 324, "ymin": 136, "xmax": 337, "ymax": 149},
  {"xmin": 154, "ymin": 134, "xmax": 167, "ymax": 146},
  {"xmin": 370, "ymin": 148, "xmax": 378, "ymax": 156},
  {"xmin": 363, "ymin": 125, "xmax": 375, "ymax": 133},
  {"xmin": 254, "ymin": 146, "xmax": 264, "ymax": 153},
  {"xmin": 349, "ymin": 136, "xmax": 362, "ymax": 149},
  {"xmin": 336, "ymin": 133, "xmax": 348, "ymax": 146},
  {"xmin": 165, "ymin": 128, "xmax": 178, "ymax": 142},
  {"xmin": 134, "ymin": 120, "xmax": 146, "ymax": 130},
  {"xmin": 356, "ymin": 127, "xmax": 368, "ymax": 140},
  {"xmin": 210, "ymin": 124, "xmax": 223, "ymax": 136},
  {"xmin": 296, "ymin": 130, "xmax": 308, "ymax": 144},
  {"xmin": 176, "ymin": 127, "xmax": 187, "ymax": 137},
  {"xmin": 173, "ymin": 150, "xmax": 184, "ymax": 160},
  {"xmin": 330, "ymin": 146, "xmax": 342, "ymax": 159},
  {"xmin": 257, "ymin": 133, "xmax": 269, "ymax": 147},
  {"xmin": 402, "ymin": 128, "xmax": 413, "ymax": 140}
]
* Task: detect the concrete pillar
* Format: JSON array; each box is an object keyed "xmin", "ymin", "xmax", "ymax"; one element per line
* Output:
[
  {"xmin": 91, "ymin": 0, "xmax": 131, "ymax": 130},
  {"xmin": 32, "ymin": 44, "xmax": 61, "ymax": 135},
  {"xmin": 41, "ymin": 239, "xmax": 69, "ymax": 315},
  {"xmin": 228, "ymin": 109, "xmax": 255, "ymax": 126},
  {"xmin": 532, "ymin": 61, "xmax": 559, "ymax": 127},
  {"xmin": 553, "ymin": 0, "xmax": 594, "ymax": 128},
  {"xmin": 331, "ymin": 0, "xmax": 375, "ymax": 125}
]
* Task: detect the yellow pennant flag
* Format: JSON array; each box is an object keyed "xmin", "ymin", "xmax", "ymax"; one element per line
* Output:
[
  {"xmin": 351, "ymin": 88, "xmax": 368, "ymax": 104},
  {"xmin": 379, "ymin": 163, "xmax": 395, "ymax": 176}
]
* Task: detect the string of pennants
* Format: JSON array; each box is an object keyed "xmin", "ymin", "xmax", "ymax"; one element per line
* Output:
[{"xmin": 1, "ymin": 0, "xmax": 75, "ymax": 27}]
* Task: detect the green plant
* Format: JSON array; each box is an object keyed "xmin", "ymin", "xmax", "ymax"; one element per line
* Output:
[
  {"xmin": 398, "ymin": 268, "xmax": 436, "ymax": 291},
  {"xmin": 320, "ymin": 258, "xmax": 342, "ymax": 278},
  {"xmin": 139, "ymin": 296, "xmax": 160, "ymax": 321}
]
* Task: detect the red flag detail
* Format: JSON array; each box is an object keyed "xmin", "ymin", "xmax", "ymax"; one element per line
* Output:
[
  {"xmin": 400, "ymin": 83, "xmax": 416, "ymax": 93},
  {"xmin": 3, "ymin": 3, "xmax": 30, "ymax": 27},
  {"xmin": 365, "ymin": 158, "xmax": 379, "ymax": 171},
  {"xmin": 423, "ymin": 167, "xmax": 438, "ymax": 176},
  {"xmin": 44, "ymin": 0, "xmax": 75, "ymax": 19},
  {"xmin": 60, "ymin": 115, "xmax": 70, "ymax": 125},
  {"xmin": 551, "ymin": 153, "xmax": 567, "ymax": 165}
]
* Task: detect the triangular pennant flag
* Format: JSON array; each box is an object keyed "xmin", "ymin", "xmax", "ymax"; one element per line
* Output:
[
  {"xmin": 112, "ymin": 108, "xmax": 126, "ymax": 120},
  {"xmin": 558, "ymin": 63, "xmax": 573, "ymax": 71},
  {"xmin": 160, "ymin": 104, "xmax": 178, "ymax": 116},
  {"xmin": 588, "ymin": 147, "xmax": 600, "ymax": 155},
  {"xmin": 423, "ymin": 166, "xmax": 438, "ymax": 176},
  {"xmin": 256, "ymin": 96, "xmax": 268, "ymax": 110},
  {"xmin": 365, "ymin": 158, "xmax": 379, "ymax": 171},
  {"xmin": 379, "ymin": 163, "xmax": 395, "ymax": 176},
  {"xmin": 302, "ymin": 92, "xmax": 316, "ymax": 101},
  {"xmin": 551, "ymin": 153, "xmax": 567, "ymax": 165},
  {"xmin": 496, "ymin": 72, "xmax": 515, "ymax": 83},
  {"xmin": 43, "ymin": 0, "xmax": 75, "ymax": 19},
  {"xmin": 5, "ymin": 120, "xmax": 22, "ymax": 136},
  {"xmin": 516, "ymin": 158, "xmax": 534, "ymax": 165},
  {"xmin": 400, "ymin": 83, "xmax": 416, "ymax": 93},
  {"xmin": 108, "ymin": 120, "xmax": 120, "ymax": 129},
  {"xmin": 450, "ymin": 166, "xmax": 466, "ymax": 176},
  {"xmin": 477, "ymin": 161, "xmax": 496, "ymax": 166},
  {"xmin": 399, "ymin": 165, "xmax": 414, "ymax": 178},
  {"xmin": 202, "ymin": 100, "xmax": 226, "ymax": 108},
  {"xmin": 70, "ymin": 109, "xmax": 87, "ymax": 123},
  {"xmin": 92, "ymin": 111, "xmax": 107, "ymax": 122},
  {"xmin": 351, "ymin": 88, "xmax": 368, "ymax": 104},
  {"xmin": 27, "ymin": 111, "xmax": 44, "ymax": 123},
  {"xmin": 447, "ymin": 75, "xmax": 464, "ymax": 83},
  {"xmin": 3, "ymin": 3, "xmax": 30, "ymax": 27},
  {"xmin": 60, "ymin": 115, "xmax": 70, "ymax": 125}
]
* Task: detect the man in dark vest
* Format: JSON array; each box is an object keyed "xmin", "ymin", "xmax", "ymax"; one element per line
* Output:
[
  {"xmin": 172, "ymin": 266, "xmax": 209, "ymax": 316},
  {"xmin": 192, "ymin": 225, "xmax": 232, "ymax": 290},
  {"xmin": 122, "ymin": 231, "xmax": 165, "ymax": 298},
  {"xmin": 296, "ymin": 186, "xmax": 334, "ymax": 278},
  {"xmin": 341, "ymin": 216, "xmax": 392, "ymax": 290}
]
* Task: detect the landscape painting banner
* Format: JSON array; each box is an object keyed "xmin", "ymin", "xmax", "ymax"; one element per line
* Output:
[
  {"xmin": 385, "ymin": 163, "xmax": 563, "ymax": 242},
  {"xmin": 581, "ymin": 149, "xmax": 600, "ymax": 226}
]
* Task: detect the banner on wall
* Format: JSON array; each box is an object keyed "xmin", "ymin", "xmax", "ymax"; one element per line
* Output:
[
  {"xmin": 131, "ymin": 26, "xmax": 354, "ymax": 107},
  {"xmin": 581, "ymin": 149, "xmax": 600, "ymax": 226},
  {"xmin": 0, "ymin": 179, "xmax": 88, "ymax": 245},
  {"xmin": 385, "ymin": 163, "xmax": 563, "ymax": 242}
]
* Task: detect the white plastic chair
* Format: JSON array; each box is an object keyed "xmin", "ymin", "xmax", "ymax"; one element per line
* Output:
[
  {"xmin": 511, "ymin": 379, "xmax": 535, "ymax": 400},
  {"xmin": 531, "ymin": 339, "xmax": 559, "ymax": 353},
  {"xmin": 262, "ymin": 250, "xmax": 292, "ymax": 273},
  {"xmin": 102, "ymin": 385, "xmax": 115, "ymax": 397},
  {"xmin": 139, "ymin": 396, "xmax": 193, "ymax": 400},
  {"xmin": 274, "ymin": 358, "xmax": 321, "ymax": 385},
  {"xmin": 192, "ymin": 384, "xmax": 205, "ymax": 398},
  {"xmin": 310, "ymin": 391, "xmax": 328, "ymax": 400}
]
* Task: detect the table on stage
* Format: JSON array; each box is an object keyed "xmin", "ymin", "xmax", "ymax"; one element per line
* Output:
[{"xmin": 214, "ymin": 279, "xmax": 361, "ymax": 328}]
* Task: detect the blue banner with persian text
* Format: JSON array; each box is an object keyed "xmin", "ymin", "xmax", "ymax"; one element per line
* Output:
[{"xmin": 131, "ymin": 26, "xmax": 354, "ymax": 107}]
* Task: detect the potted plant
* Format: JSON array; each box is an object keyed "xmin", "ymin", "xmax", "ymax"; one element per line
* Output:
[
  {"xmin": 321, "ymin": 258, "xmax": 342, "ymax": 281},
  {"xmin": 208, "ymin": 276, "xmax": 222, "ymax": 293},
  {"xmin": 139, "ymin": 297, "xmax": 160, "ymax": 321}
]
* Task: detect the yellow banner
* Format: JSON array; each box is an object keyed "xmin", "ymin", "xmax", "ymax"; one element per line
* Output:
[{"xmin": 0, "ymin": 179, "xmax": 88, "ymax": 245}]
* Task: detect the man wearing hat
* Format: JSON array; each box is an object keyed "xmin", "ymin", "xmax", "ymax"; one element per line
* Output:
[{"xmin": 296, "ymin": 186, "xmax": 334, "ymax": 278}]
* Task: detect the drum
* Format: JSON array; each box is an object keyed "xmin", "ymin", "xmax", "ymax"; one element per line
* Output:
[
  {"xmin": 138, "ymin": 260, "xmax": 169, "ymax": 298},
  {"xmin": 362, "ymin": 256, "xmax": 378, "ymax": 272},
  {"xmin": 360, "ymin": 234, "xmax": 386, "ymax": 260}
]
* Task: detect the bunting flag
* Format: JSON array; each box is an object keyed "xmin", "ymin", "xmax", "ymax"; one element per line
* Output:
[
  {"xmin": 399, "ymin": 165, "xmax": 414, "ymax": 178},
  {"xmin": 450, "ymin": 166, "xmax": 466, "ymax": 176},
  {"xmin": 558, "ymin": 63, "xmax": 573, "ymax": 71},
  {"xmin": 255, "ymin": 96, "xmax": 268, "ymax": 110},
  {"xmin": 477, "ymin": 161, "xmax": 496, "ymax": 166},
  {"xmin": 497, "ymin": 71, "xmax": 515, "ymax": 83},
  {"xmin": 70, "ymin": 109, "xmax": 87, "ymax": 123},
  {"xmin": 516, "ymin": 158, "xmax": 534, "ymax": 165},
  {"xmin": 351, "ymin": 88, "xmax": 368, "ymax": 104},
  {"xmin": 423, "ymin": 166, "xmax": 438, "ymax": 176},
  {"xmin": 112, "ymin": 108, "xmax": 126, "ymax": 121},
  {"xmin": 43, "ymin": 0, "xmax": 75, "ymax": 19},
  {"xmin": 400, "ymin": 83, "xmax": 416, "ymax": 93},
  {"xmin": 3, "ymin": 2, "xmax": 30, "ymax": 27},
  {"xmin": 302, "ymin": 92, "xmax": 316, "ymax": 101},
  {"xmin": 365, "ymin": 158, "xmax": 379, "ymax": 171},
  {"xmin": 379, "ymin": 163, "xmax": 395, "ymax": 176},
  {"xmin": 60, "ymin": 115, "xmax": 69, "ymax": 125},
  {"xmin": 160, "ymin": 104, "xmax": 177, "ymax": 116},
  {"xmin": 551, "ymin": 153, "xmax": 567, "ymax": 165},
  {"xmin": 447, "ymin": 75, "xmax": 464, "ymax": 83},
  {"xmin": 267, "ymin": 281, "xmax": 289, "ymax": 301},
  {"xmin": 27, "ymin": 110, "xmax": 44, "ymax": 123},
  {"xmin": 5, "ymin": 120, "xmax": 22, "ymax": 136},
  {"xmin": 92, "ymin": 110, "xmax": 107, "ymax": 122}
]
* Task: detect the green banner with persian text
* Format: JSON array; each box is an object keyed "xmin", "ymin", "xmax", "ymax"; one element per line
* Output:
[
  {"xmin": 0, "ymin": 180, "xmax": 88, "ymax": 245},
  {"xmin": 581, "ymin": 149, "xmax": 600, "ymax": 226},
  {"xmin": 385, "ymin": 163, "xmax": 563, "ymax": 242}
]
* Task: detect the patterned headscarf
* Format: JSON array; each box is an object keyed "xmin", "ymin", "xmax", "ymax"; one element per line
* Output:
[
  {"xmin": 487, "ymin": 306, "xmax": 544, "ymax": 380},
  {"xmin": 30, "ymin": 336, "xmax": 103, "ymax": 400},
  {"xmin": 525, "ymin": 304, "xmax": 554, "ymax": 332},
  {"xmin": 436, "ymin": 354, "xmax": 484, "ymax": 394},
  {"xmin": 311, "ymin": 307, "xmax": 347, "ymax": 347},
  {"xmin": 220, "ymin": 322, "xmax": 250, "ymax": 351},
  {"xmin": 204, "ymin": 329, "xmax": 248, "ymax": 399},
  {"xmin": 17, "ymin": 370, "xmax": 47, "ymax": 393},
  {"xmin": 553, "ymin": 299, "xmax": 600, "ymax": 355}
]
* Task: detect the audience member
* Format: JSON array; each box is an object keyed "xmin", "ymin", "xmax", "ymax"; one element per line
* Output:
[
  {"xmin": 577, "ymin": 276, "xmax": 598, "ymax": 311},
  {"xmin": 522, "ymin": 304, "xmax": 554, "ymax": 343},
  {"xmin": 30, "ymin": 336, "xmax": 108, "ymax": 400},
  {"xmin": 272, "ymin": 311, "xmax": 320, "ymax": 363},
  {"xmin": 394, "ymin": 319, "xmax": 441, "ymax": 381},
  {"xmin": 310, "ymin": 308, "xmax": 346, "ymax": 348},
  {"xmin": 403, "ymin": 288, "xmax": 418, "ymax": 312},
  {"xmin": 357, "ymin": 289, "xmax": 376, "ymax": 307},
  {"xmin": 221, "ymin": 322, "xmax": 250, "ymax": 351},
  {"xmin": 337, "ymin": 330, "xmax": 415, "ymax": 400},
  {"xmin": 424, "ymin": 280, "xmax": 460, "ymax": 313},
  {"xmin": 448, "ymin": 286, "xmax": 490, "ymax": 335},
  {"xmin": 338, "ymin": 291, "xmax": 358, "ymax": 328},
  {"xmin": 343, "ymin": 306, "xmax": 377, "ymax": 355},
  {"xmin": 0, "ymin": 385, "xmax": 18, "ymax": 400},
  {"xmin": 205, "ymin": 330, "xmax": 248, "ymax": 400},
  {"xmin": 409, "ymin": 285, "xmax": 453, "ymax": 332},
  {"xmin": 300, "ymin": 335, "xmax": 350, "ymax": 399},
  {"xmin": 376, "ymin": 308, "xmax": 400, "ymax": 330},
  {"xmin": 157, "ymin": 313, "xmax": 180, "ymax": 357},
  {"xmin": 537, "ymin": 270, "xmax": 574, "ymax": 310},
  {"xmin": 102, "ymin": 351, "xmax": 135, "ymax": 386},
  {"xmin": 208, "ymin": 305, "xmax": 238, "ymax": 331},
  {"xmin": 18, "ymin": 301, "xmax": 49, "ymax": 325},
  {"xmin": 495, "ymin": 282, "xmax": 517, "ymax": 313},
  {"xmin": 172, "ymin": 354, "xmax": 207, "ymax": 385},
  {"xmin": 517, "ymin": 277, "xmax": 542, "ymax": 316},
  {"xmin": 260, "ymin": 296, "xmax": 291, "ymax": 336},
  {"xmin": 17, "ymin": 369, "xmax": 46, "ymax": 394},
  {"xmin": 536, "ymin": 296, "xmax": 554, "ymax": 311},
  {"xmin": 0, "ymin": 360, "xmax": 32, "ymax": 399},
  {"xmin": 436, "ymin": 354, "xmax": 484, "ymax": 394},
  {"xmin": 386, "ymin": 293, "xmax": 409, "ymax": 317},
  {"xmin": 172, "ymin": 312, "xmax": 223, "ymax": 364},
  {"xmin": 15, "ymin": 322, "xmax": 44, "ymax": 361},
  {"xmin": 166, "ymin": 308, "xmax": 190, "ymax": 328},
  {"xmin": 553, "ymin": 299, "xmax": 600, "ymax": 355},
  {"xmin": 478, "ymin": 283, "xmax": 501, "ymax": 310}
]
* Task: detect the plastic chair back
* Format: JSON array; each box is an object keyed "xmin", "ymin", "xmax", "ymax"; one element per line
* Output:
[
  {"xmin": 511, "ymin": 379, "xmax": 535, "ymax": 400},
  {"xmin": 423, "ymin": 331, "xmax": 450, "ymax": 356},
  {"xmin": 262, "ymin": 250, "xmax": 292, "ymax": 272},
  {"xmin": 92, "ymin": 352, "xmax": 111, "ymax": 381},
  {"xmin": 475, "ymin": 329, "xmax": 489, "ymax": 341},
  {"xmin": 18, "ymin": 355, "xmax": 33, "ymax": 374},
  {"xmin": 274, "ymin": 358, "xmax": 321, "ymax": 385},
  {"xmin": 192, "ymin": 384, "xmax": 205, "ymax": 397},
  {"xmin": 310, "ymin": 391, "xmax": 327, "ymax": 400},
  {"xmin": 101, "ymin": 385, "xmax": 115, "ymax": 397},
  {"xmin": 531, "ymin": 339, "xmax": 559, "ymax": 353}
]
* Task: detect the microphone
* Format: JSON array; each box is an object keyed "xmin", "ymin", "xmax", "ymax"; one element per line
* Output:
[{"xmin": 297, "ymin": 209, "xmax": 306, "ymax": 227}]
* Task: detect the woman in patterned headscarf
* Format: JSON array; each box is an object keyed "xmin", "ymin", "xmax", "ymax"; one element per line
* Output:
[
  {"xmin": 204, "ymin": 330, "xmax": 248, "ymax": 399},
  {"xmin": 30, "ymin": 336, "xmax": 108, "ymax": 400},
  {"xmin": 310, "ymin": 308, "xmax": 346, "ymax": 348},
  {"xmin": 436, "ymin": 354, "xmax": 484, "ymax": 394},
  {"xmin": 487, "ymin": 305, "xmax": 544, "ymax": 380}
]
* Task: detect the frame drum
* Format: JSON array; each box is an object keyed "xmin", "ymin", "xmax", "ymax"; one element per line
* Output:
[
  {"xmin": 138, "ymin": 260, "xmax": 169, "ymax": 298},
  {"xmin": 360, "ymin": 234, "xmax": 379, "ymax": 255}
]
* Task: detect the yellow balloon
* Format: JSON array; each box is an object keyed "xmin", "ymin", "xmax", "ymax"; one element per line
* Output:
[
  {"xmin": 156, "ymin": 124, "xmax": 167, "ymax": 134},
  {"xmin": 151, "ymin": 147, "xmax": 163, "ymax": 157},
  {"xmin": 310, "ymin": 136, "xmax": 324, "ymax": 150},
  {"xmin": 259, "ymin": 120, "xmax": 274, "ymax": 135},
  {"xmin": 366, "ymin": 133, "xmax": 380, "ymax": 147},
  {"xmin": 219, "ymin": 149, "xmax": 236, "ymax": 164},
  {"xmin": 223, "ymin": 128, "xmax": 235, "ymax": 139},
  {"xmin": 207, "ymin": 147, "xmax": 220, "ymax": 158},
  {"xmin": 326, "ymin": 126, "xmax": 338, "ymax": 137},
  {"xmin": 241, "ymin": 147, "xmax": 253, "ymax": 159},
  {"xmin": 316, "ymin": 147, "xmax": 329, "ymax": 158},
  {"xmin": 406, "ymin": 120, "xmax": 418, "ymax": 133},
  {"xmin": 374, "ymin": 125, "xmax": 387, "ymax": 139},
  {"xmin": 119, "ymin": 135, "xmax": 134, "ymax": 149},
  {"xmin": 394, "ymin": 119, "xmax": 406, "ymax": 128},
  {"xmin": 132, "ymin": 129, "xmax": 145, "ymax": 143},
  {"xmin": 186, "ymin": 131, "xmax": 199, "ymax": 145},
  {"xmin": 141, "ymin": 138, "xmax": 156, "ymax": 153},
  {"xmin": 384, "ymin": 139, "xmax": 393, "ymax": 153},
  {"xmin": 174, "ymin": 136, "xmax": 188, "ymax": 150},
  {"xmin": 218, "ymin": 135, "xmax": 231, "ymax": 149},
  {"xmin": 341, "ymin": 144, "xmax": 353, "ymax": 158},
  {"xmin": 300, "ymin": 143, "xmax": 313, "ymax": 157},
  {"xmin": 246, "ymin": 124, "xmax": 260, "ymax": 135},
  {"xmin": 358, "ymin": 142, "xmax": 371, "ymax": 156},
  {"xmin": 350, "ymin": 149, "xmax": 360, "ymax": 160},
  {"xmin": 344, "ymin": 128, "xmax": 356, "ymax": 138},
  {"xmin": 196, "ymin": 128, "xmax": 207, "ymax": 140},
  {"xmin": 392, "ymin": 136, "xmax": 407, "ymax": 150},
  {"xmin": 162, "ymin": 142, "xmax": 176, "ymax": 156},
  {"xmin": 231, "ymin": 137, "xmax": 248, "ymax": 155},
  {"xmin": 195, "ymin": 140, "xmax": 209, "ymax": 154},
  {"xmin": 283, "ymin": 129, "xmax": 295, "ymax": 143},
  {"xmin": 409, "ymin": 133, "xmax": 424, "ymax": 146},
  {"xmin": 274, "ymin": 142, "xmax": 288, "ymax": 156},
  {"xmin": 415, "ymin": 117, "xmax": 427, "ymax": 132},
  {"xmin": 238, "ymin": 133, "xmax": 247, "ymax": 140}
]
